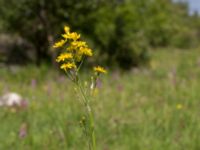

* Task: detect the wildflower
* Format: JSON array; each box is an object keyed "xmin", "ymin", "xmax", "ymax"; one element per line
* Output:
[
  {"xmin": 64, "ymin": 26, "xmax": 70, "ymax": 33},
  {"xmin": 94, "ymin": 66, "xmax": 107, "ymax": 74},
  {"xmin": 70, "ymin": 41, "xmax": 88, "ymax": 49},
  {"xmin": 70, "ymin": 32, "xmax": 80, "ymax": 41},
  {"xmin": 176, "ymin": 104, "xmax": 183, "ymax": 110},
  {"xmin": 19, "ymin": 123, "xmax": 27, "ymax": 139},
  {"xmin": 60, "ymin": 63, "xmax": 76, "ymax": 71},
  {"xmin": 62, "ymin": 32, "xmax": 80, "ymax": 41},
  {"xmin": 80, "ymin": 47, "xmax": 93, "ymax": 56},
  {"xmin": 77, "ymin": 41, "xmax": 87, "ymax": 47},
  {"xmin": 56, "ymin": 53, "xmax": 73, "ymax": 62},
  {"xmin": 53, "ymin": 39, "xmax": 66, "ymax": 48},
  {"xmin": 62, "ymin": 34, "xmax": 69, "ymax": 39},
  {"xmin": 53, "ymin": 25, "xmax": 107, "ymax": 150}
]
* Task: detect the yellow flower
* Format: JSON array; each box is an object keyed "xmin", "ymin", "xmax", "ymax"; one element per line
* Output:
[
  {"xmin": 80, "ymin": 47, "xmax": 93, "ymax": 56},
  {"xmin": 70, "ymin": 32, "xmax": 81, "ymax": 41},
  {"xmin": 77, "ymin": 41, "xmax": 87, "ymax": 47},
  {"xmin": 62, "ymin": 32, "xmax": 80, "ymax": 41},
  {"xmin": 94, "ymin": 66, "xmax": 107, "ymax": 74},
  {"xmin": 56, "ymin": 53, "xmax": 73, "ymax": 62},
  {"xmin": 176, "ymin": 104, "xmax": 183, "ymax": 110},
  {"xmin": 53, "ymin": 39, "xmax": 65, "ymax": 48},
  {"xmin": 62, "ymin": 33, "xmax": 70, "ymax": 39},
  {"xmin": 64, "ymin": 26, "xmax": 70, "ymax": 33},
  {"xmin": 71, "ymin": 41, "xmax": 87, "ymax": 48},
  {"xmin": 60, "ymin": 63, "xmax": 76, "ymax": 71}
]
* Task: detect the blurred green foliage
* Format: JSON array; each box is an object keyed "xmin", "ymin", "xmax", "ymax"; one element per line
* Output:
[
  {"xmin": 0, "ymin": 0, "xmax": 199, "ymax": 69},
  {"xmin": 0, "ymin": 48, "xmax": 200, "ymax": 149}
]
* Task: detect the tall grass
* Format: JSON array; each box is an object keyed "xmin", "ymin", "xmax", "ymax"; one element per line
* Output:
[{"xmin": 0, "ymin": 48, "xmax": 200, "ymax": 149}]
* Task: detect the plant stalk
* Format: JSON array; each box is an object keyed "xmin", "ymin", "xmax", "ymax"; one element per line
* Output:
[{"xmin": 76, "ymin": 81, "xmax": 96, "ymax": 150}]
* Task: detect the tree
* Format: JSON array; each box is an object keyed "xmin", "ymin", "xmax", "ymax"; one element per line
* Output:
[{"xmin": 0, "ymin": 0, "xmax": 197, "ymax": 69}]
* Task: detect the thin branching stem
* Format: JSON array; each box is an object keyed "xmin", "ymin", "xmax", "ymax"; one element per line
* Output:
[
  {"xmin": 76, "ymin": 78, "xmax": 96, "ymax": 150},
  {"xmin": 77, "ymin": 56, "xmax": 85, "ymax": 72}
]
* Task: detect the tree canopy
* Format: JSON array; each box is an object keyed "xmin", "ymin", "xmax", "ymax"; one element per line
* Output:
[{"xmin": 0, "ymin": 0, "xmax": 199, "ymax": 69}]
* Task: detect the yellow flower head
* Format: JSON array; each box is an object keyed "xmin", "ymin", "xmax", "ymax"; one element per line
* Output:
[
  {"xmin": 176, "ymin": 104, "xmax": 183, "ymax": 110},
  {"xmin": 77, "ymin": 41, "xmax": 87, "ymax": 47},
  {"xmin": 71, "ymin": 41, "xmax": 87, "ymax": 48},
  {"xmin": 56, "ymin": 53, "xmax": 73, "ymax": 62},
  {"xmin": 80, "ymin": 47, "xmax": 93, "ymax": 56},
  {"xmin": 62, "ymin": 32, "xmax": 80, "ymax": 41},
  {"xmin": 54, "ymin": 25, "xmax": 106, "ymax": 75},
  {"xmin": 69, "ymin": 32, "xmax": 81, "ymax": 41},
  {"xmin": 53, "ymin": 39, "xmax": 65, "ymax": 48},
  {"xmin": 93, "ymin": 66, "xmax": 107, "ymax": 74},
  {"xmin": 64, "ymin": 26, "xmax": 70, "ymax": 33},
  {"xmin": 60, "ymin": 63, "xmax": 76, "ymax": 71},
  {"xmin": 62, "ymin": 33, "xmax": 69, "ymax": 39}
]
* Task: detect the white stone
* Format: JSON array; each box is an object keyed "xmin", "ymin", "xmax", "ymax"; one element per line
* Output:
[{"xmin": 0, "ymin": 92, "xmax": 23, "ymax": 106}]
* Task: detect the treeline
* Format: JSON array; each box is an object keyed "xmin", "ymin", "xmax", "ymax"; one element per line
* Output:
[{"xmin": 0, "ymin": 0, "xmax": 199, "ymax": 69}]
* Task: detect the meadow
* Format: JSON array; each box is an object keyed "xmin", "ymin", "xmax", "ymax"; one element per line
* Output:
[{"xmin": 0, "ymin": 48, "xmax": 200, "ymax": 150}]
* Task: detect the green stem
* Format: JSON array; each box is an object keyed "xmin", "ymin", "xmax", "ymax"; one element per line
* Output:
[
  {"xmin": 76, "ymin": 80, "xmax": 96, "ymax": 150},
  {"xmin": 77, "ymin": 56, "xmax": 85, "ymax": 72}
]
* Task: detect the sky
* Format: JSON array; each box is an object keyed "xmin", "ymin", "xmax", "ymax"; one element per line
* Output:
[
  {"xmin": 187, "ymin": 0, "xmax": 200, "ymax": 14},
  {"xmin": 174, "ymin": 0, "xmax": 200, "ymax": 14}
]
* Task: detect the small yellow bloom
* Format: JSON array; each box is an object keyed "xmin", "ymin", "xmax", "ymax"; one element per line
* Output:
[
  {"xmin": 71, "ymin": 41, "xmax": 87, "ymax": 48},
  {"xmin": 69, "ymin": 32, "xmax": 80, "ymax": 41},
  {"xmin": 80, "ymin": 47, "xmax": 93, "ymax": 56},
  {"xmin": 62, "ymin": 32, "xmax": 80, "ymax": 41},
  {"xmin": 94, "ymin": 66, "xmax": 107, "ymax": 74},
  {"xmin": 78, "ymin": 41, "xmax": 87, "ymax": 47},
  {"xmin": 64, "ymin": 26, "xmax": 70, "ymax": 33},
  {"xmin": 56, "ymin": 53, "xmax": 73, "ymax": 62},
  {"xmin": 53, "ymin": 39, "xmax": 65, "ymax": 48},
  {"xmin": 176, "ymin": 104, "xmax": 183, "ymax": 110},
  {"xmin": 62, "ymin": 34, "xmax": 70, "ymax": 39},
  {"xmin": 60, "ymin": 63, "xmax": 76, "ymax": 71}
]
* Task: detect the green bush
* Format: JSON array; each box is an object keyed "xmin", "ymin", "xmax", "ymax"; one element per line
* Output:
[{"xmin": 0, "ymin": 0, "xmax": 199, "ymax": 69}]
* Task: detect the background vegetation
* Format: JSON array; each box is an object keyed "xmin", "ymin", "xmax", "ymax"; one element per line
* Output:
[
  {"xmin": 0, "ymin": 0, "xmax": 200, "ymax": 69},
  {"xmin": 0, "ymin": 48, "xmax": 200, "ymax": 149}
]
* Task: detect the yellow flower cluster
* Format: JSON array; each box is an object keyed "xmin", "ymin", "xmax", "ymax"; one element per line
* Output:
[
  {"xmin": 60, "ymin": 63, "xmax": 76, "ymax": 71},
  {"xmin": 53, "ymin": 26, "xmax": 107, "ymax": 74},
  {"xmin": 56, "ymin": 53, "xmax": 72, "ymax": 62},
  {"xmin": 93, "ymin": 66, "xmax": 107, "ymax": 74},
  {"xmin": 53, "ymin": 40, "xmax": 65, "ymax": 48}
]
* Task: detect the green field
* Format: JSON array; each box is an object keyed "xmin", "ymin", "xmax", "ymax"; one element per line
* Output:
[{"xmin": 0, "ymin": 48, "xmax": 200, "ymax": 150}]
